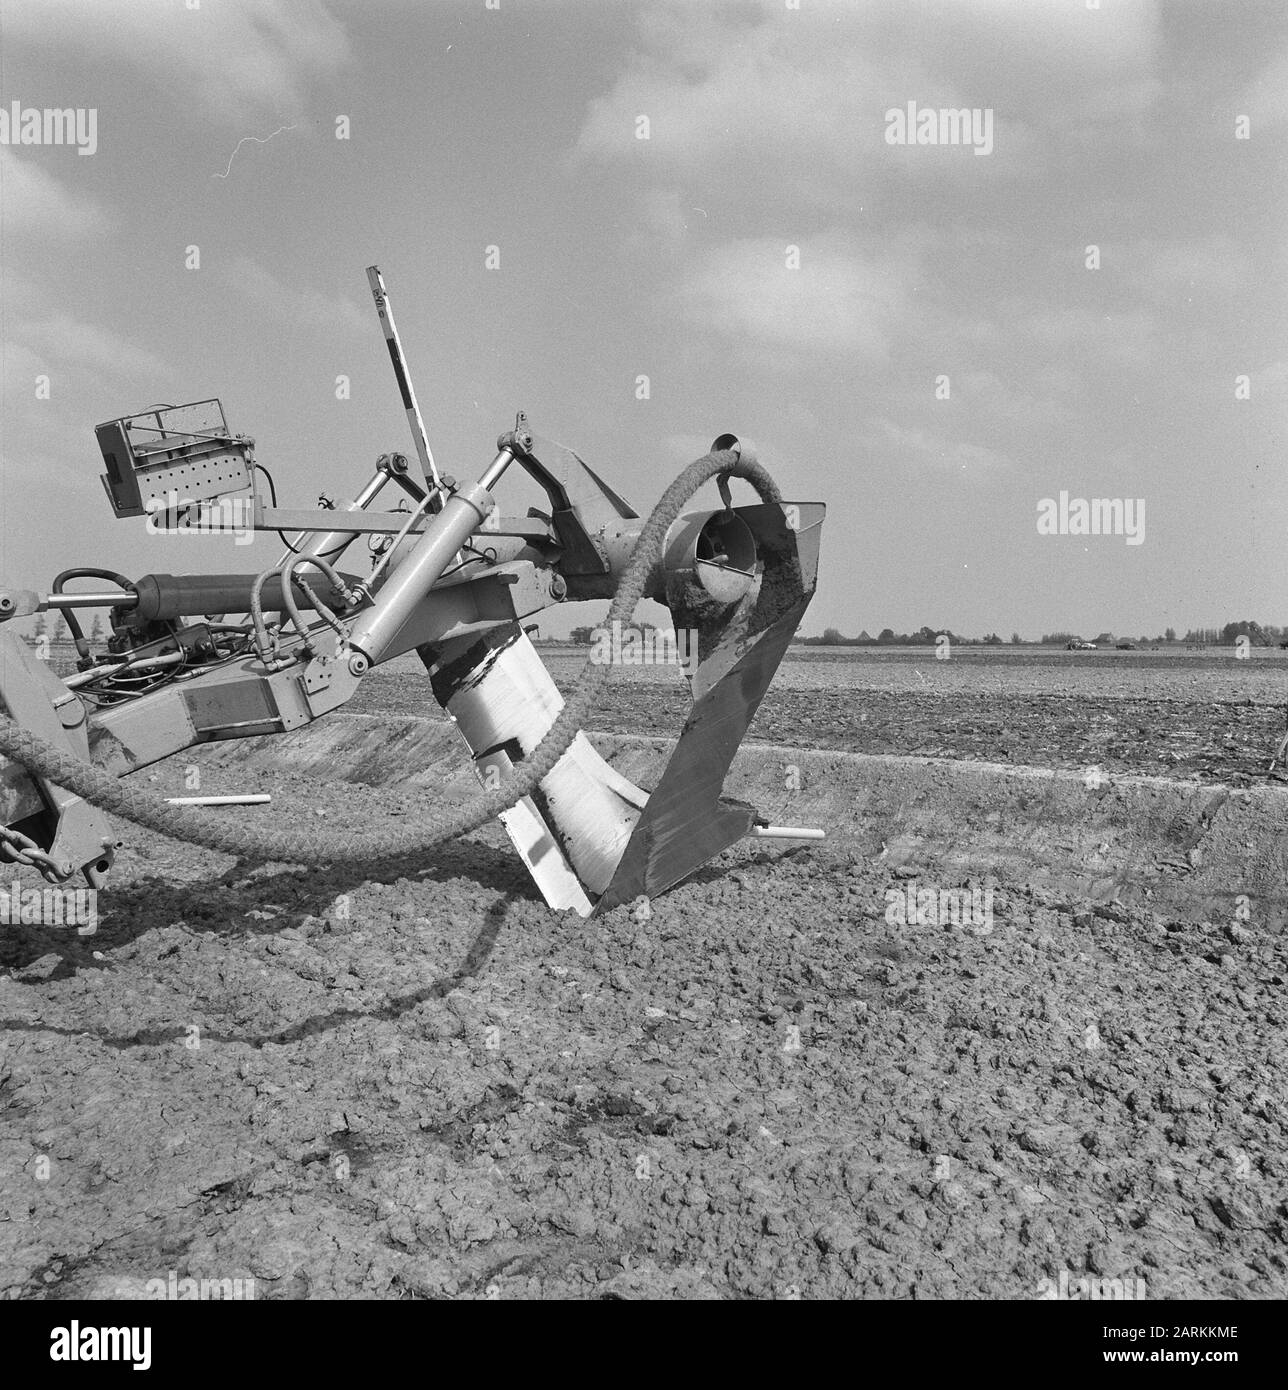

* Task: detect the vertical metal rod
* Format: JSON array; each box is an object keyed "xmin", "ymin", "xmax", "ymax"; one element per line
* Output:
[
  {"xmin": 366, "ymin": 265, "xmax": 444, "ymax": 500},
  {"xmin": 479, "ymin": 448, "xmax": 516, "ymax": 492}
]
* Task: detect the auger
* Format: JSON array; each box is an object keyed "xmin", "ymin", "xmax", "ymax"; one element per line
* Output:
[{"xmin": 0, "ymin": 267, "xmax": 825, "ymax": 916}]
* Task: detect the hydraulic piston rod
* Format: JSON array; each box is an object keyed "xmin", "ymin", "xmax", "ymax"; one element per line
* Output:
[
  {"xmin": 283, "ymin": 466, "xmax": 392, "ymax": 565},
  {"xmin": 346, "ymin": 451, "xmax": 514, "ymax": 665},
  {"xmin": 42, "ymin": 592, "xmax": 135, "ymax": 610}
]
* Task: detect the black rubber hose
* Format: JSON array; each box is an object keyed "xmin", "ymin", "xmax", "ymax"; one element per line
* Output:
[
  {"xmin": 51, "ymin": 568, "xmax": 136, "ymax": 663},
  {"xmin": 0, "ymin": 449, "xmax": 780, "ymax": 870}
]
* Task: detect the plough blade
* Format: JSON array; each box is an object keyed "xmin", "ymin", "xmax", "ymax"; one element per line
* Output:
[
  {"xmin": 427, "ymin": 500, "xmax": 823, "ymax": 915},
  {"xmin": 592, "ymin": 595, "xmax": 810, "ymax": 913},
  {"xmin": 593, "ymin": 500, "xmax": 823, "ymax": 912}
]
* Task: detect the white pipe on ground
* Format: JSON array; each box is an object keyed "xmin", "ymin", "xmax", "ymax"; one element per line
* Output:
[
  {"xmin": 750, "ymin": 825, "xmax": 825, "ymax": 840},
  {"xmin": 165, "ymin": 794, "xmax": 272, "ymax": 807}
]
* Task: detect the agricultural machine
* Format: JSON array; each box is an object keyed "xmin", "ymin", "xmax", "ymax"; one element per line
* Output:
[{"xmin": 0, "ymin": 268, "xmax": 824, "ymax": 916}]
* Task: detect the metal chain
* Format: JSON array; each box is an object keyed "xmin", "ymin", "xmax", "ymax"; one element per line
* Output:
[{"xmin": 0, "ymin": 824, "xmax": 66, "ymax": 882}]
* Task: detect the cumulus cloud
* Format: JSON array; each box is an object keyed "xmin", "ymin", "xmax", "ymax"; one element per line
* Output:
[
  {"xmin": 1237, "ymin": 46, "xmax": 1288, "ymax": 130},
  {"xmin": 0, "ymin": 317, "xmax": 174, "ymax": 492},
  {"xmin": 676, "ymin": 236, "xmax": 916, "ymax": 359},
  {"xmin": 0, "ymin": 147, "xmax": 112, "ymax": 238},
  {"xmin": 575, "ymin": 3, "xmax": 968, "ymax": 210},
  {"xmin": 870, "ymin": 416, "xmax": 1013, "ymax": 476},
  {"xmin": 1, "ymin": 0, "xmax": 351, "ymax": 126},
  {"xmin": 15, "ymin": 315, "xmax": 169, "ymax": 380},
  {"xmin": 222, "ymin": 256, "xmax": 368, "ymax": 337},
  {"xmin": 574, "ymin": 0, "xmax": 1162, "ymax": 211},
  {"xmin": 1015, "ymin": 306, "xmax": 1162, "ymax": 373}
]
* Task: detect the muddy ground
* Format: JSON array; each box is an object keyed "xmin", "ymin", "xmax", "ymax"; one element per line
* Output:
[{"xmin": 3, "ymin": 733, "xmax": 1287, "ymax": 1301}]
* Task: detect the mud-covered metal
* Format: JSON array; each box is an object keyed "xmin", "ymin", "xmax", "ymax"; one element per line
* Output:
[
  {"xmin": 594, "ymin": 500, "xmax": 824, "ymax": 912},
  {"xmin": 0, "ymin": 268, "xmax": 824, "ymax": 907}
]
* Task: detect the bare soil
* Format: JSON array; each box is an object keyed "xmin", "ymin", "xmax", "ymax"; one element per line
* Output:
[
  {"xmin": 350, "ymin": 648, "xmax": 1288, "ymax": 785},
  {"xmin": 2, "ymin": 650, "xmax": 1286, "ymax": 1300}
]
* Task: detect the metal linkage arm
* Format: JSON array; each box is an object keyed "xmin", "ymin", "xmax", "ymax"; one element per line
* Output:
[
  {"xmin": 345, "ymin": 449, "xmax": 515, "ymax": 668},
  {"xmin": 366, "ymin": 265, "xmax": 445, "ymax": 501}
]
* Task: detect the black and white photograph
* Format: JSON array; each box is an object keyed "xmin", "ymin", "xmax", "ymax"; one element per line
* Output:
[{"xmin": 0, "ymin": 0, "xmax": 1284, "ymax": 1343}]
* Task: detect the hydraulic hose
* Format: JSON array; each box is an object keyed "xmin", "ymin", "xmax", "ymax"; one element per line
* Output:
[{"xmin": 0, "ymin": 448, "xmax": 780, "ymax": 869}]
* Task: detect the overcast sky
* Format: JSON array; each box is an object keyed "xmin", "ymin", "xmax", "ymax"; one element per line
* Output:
[{"xmin": 1, "ymin": 0, "xmax": 1285, "ymax": 640}]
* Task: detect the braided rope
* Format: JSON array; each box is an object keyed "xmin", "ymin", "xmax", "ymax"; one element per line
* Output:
[{"xmin": 0, "ymin": 450, "xmax": 780, "ymax": 868}]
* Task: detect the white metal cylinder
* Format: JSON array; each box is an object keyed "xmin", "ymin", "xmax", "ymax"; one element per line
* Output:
[
  {"xmin": 437, "ymin": 627, "xmax": 649, "ymax": 911},
  {"xmin": 750, "ymin": 825, "xmax": 825, "ymax": 840},
  {"xmin": 165, "ymin": 794, "xmax": 272, "ymax": 806}
]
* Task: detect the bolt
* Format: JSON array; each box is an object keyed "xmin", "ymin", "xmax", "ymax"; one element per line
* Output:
[{"xmin": 348, "ymin": 653, "xmax": 369, "ymax": 676}]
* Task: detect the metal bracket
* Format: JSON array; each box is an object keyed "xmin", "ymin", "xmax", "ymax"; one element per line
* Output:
[{"xmin": 0, "ymin": 631, "xmax": 117, "ymax": 885}]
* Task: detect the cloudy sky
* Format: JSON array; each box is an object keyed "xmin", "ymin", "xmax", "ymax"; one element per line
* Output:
[{"xmin": 1, "ymin": 0, "xmax": 1285, "ymax": 640}]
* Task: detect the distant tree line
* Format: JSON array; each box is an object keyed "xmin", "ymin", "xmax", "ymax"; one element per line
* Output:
[
  {"xmin": 796, "ymin": 620, "xmax": 1285, "ymax": 646},
  {"xmin": 1041, "ymin": 628, "xmax": 1178, "ymax": 645},
  {"xmin": 797, "ymin": 625, "xmax": 962, "ymax": 647},
  {"xmin": 568, "ymin": 623, "xmax": 671, "ymax": 644},
  {"xmin": 1183, "ymin": 620, "xmax": 1287, "ymax": 646}
]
